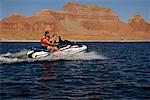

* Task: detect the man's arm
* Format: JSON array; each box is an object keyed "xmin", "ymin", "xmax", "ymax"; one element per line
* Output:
[{"xmin": 43, "ymin": 38, "xmax": 58, "ymax": 46}]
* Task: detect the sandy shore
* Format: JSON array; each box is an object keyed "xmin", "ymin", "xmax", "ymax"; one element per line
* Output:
[
  {"xmin": 0, "ymin": 40, "xmax": 40, "ymax": 42},
  {"xmin": 0, "ymin": 40, "xmax": 150, "ymax": 42}
]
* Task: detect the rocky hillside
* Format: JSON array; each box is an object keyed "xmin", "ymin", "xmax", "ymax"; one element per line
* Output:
[{"xmin": 0, "ymin": 2, "xmax": 150, "ymax": 41}]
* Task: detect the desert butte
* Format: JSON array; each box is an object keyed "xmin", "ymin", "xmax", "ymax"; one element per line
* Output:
[{"xmin": 0, "ymin": 3, "xmax": 150, "ymax": 42}]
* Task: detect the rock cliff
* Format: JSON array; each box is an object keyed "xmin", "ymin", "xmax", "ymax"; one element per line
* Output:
[
  {"xmin": 0, "ymin": 3, "xmax": 149, "ymax": 41},
  {"xmin": 128, "ymin": 15, "xmax": 150, "ymax": 33}
]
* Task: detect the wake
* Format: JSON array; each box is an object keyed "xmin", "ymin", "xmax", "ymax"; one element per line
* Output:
[{"xmin": 0, "ymin": 50, "xmax": 106, "ymax": 64}]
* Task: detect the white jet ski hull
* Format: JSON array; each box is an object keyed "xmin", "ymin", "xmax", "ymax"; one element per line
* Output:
[{"xmin": 27, "ymin": 45, "xmax": 87, "ymax": 58}]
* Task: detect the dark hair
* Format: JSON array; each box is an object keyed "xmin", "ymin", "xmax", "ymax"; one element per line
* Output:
[{"xmin": 45, "ymin": 31, "xmax": 49, "ymax": 35}]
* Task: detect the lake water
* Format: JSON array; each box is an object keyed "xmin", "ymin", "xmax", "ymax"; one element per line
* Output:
[{"xmin": 0, "ymin": 42, "xmax": 150, "ymax": 99}]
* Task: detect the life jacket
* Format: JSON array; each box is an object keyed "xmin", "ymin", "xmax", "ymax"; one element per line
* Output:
[{"xmin": 40, "ymin": 36, "xmax": 49, "ymax": 47}]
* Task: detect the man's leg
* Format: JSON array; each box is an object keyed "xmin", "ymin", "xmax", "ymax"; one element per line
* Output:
[
  {"xmin": 51, "ymin": 46, "xmax": 58, "ymax": 53},
  {"xmin": 54, "ymin": 46, "xmax": 59, "ymax": 51},
  {"xmin": 47, "ymin": 46, "xmax": 58, "ymax": 53},
  {"xmin": 47, "ymin": 46, "xmax": 53, "ymax": 52}
]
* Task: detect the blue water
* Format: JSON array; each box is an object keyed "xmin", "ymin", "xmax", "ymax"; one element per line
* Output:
[{"xmin": 0, "ymin": 42, "xmax": 150, "ymax": 99}]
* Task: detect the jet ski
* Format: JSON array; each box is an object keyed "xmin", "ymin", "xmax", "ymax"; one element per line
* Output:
[{"xmin": 27, "ymin": 37, "xmax": 87, "ymax": 58}]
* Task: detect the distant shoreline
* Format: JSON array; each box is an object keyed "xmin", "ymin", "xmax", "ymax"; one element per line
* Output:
[
  {"xmin": 0, "ymin": 40, "xmax": 40, "ymax": 42},
  {"xmin": 0, "ymin": 40, "xmax": 150, "ymax": 42}
]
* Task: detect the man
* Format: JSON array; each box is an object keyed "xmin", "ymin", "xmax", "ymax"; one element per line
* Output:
[
  {"xmin": 49, "ymin": 32, "xmax": 59, "ymax": 52},
  {"xmin": 40, "ymin": 31, "xmax": 58, "ymax": 53}
]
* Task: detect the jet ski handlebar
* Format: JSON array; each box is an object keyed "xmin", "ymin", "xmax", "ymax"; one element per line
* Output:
[{"xmin": 59, "ymin": 36, "xmax": 76, "ymax": 46}]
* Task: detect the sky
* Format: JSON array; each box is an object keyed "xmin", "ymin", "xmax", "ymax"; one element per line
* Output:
[{"xmin": 0, "ymin": 0, "xmax": 150, "ymax": 22}]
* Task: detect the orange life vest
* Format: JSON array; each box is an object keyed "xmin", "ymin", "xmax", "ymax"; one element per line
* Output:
[{"xmin": 40, "ymin": 36, "xmax": 49, "ymax": 47}]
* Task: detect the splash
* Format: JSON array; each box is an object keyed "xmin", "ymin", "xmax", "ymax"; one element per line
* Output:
[
  {"xmin": 0, "ymin": 50, "xmax": 29, "ymax": 64},
  {"xmin": 0, "ymin": 50, "xmax": 106, "ymax": 64},
  {"xmin": 62, "ymin": 51, "xmax": 106, "ymax": 60}
]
